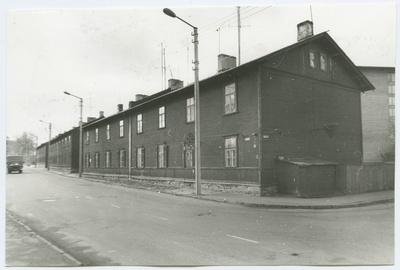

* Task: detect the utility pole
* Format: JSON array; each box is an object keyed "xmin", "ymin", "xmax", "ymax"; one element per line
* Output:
[{"xmin": 237, "ymin": 6, "xmax": 241, "ymax": 65}]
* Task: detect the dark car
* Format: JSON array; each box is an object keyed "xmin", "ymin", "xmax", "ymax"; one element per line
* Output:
[{"xmin": 7, "ymin": 155, "xmax": 24, "ymax": 174}]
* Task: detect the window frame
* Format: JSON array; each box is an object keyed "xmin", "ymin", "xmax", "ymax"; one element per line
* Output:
[
  {"xmin": 224, "ymin": 136, "xmax": 237, "ymax": 167},
  {"xmin": 309, "ymin": 50, "xmax": 316, "ymax": 69},
  {"xmin": 186, "ymin": 97, "xmax": 195, "ymax": 123},
  {"xmin": 157, "ymin": 144, "xmax": 167, "ymax": 168},
  {"xmin": 85, "ymin": 153, "xmax": 91, "ymax": 168},
  {"xmin": 105, "ymin": 151, "xmax": 111, "ymax": 168},
  {"xmin": 119, "ymin": 120, "xmax": 124, "ymax": 138},
  {"xmin": 224, "ymin": 83, "xmax": 237, "ymax": 115},
  {"xmin": 159, "ymin": 106, "xmax": 166, "ymax": 129},
  {"xmin": 118, "ymin": 149, "xmax": 126, "ymax": 168},
  {"xmin": 106, "ymin": 124, "xmax": 111, "ymax": 141},
  {"xmin": 95, "ymin": 152, "xmax": 100, "ymax": 168},
  {"xmin": 95, "ymin": 128, "xmax": 99, "ymax": 143},
  {"xmin": 85, "ymin": 131, "xmax": 90, "ymax": 145},
  {"xmin": 136, "ymin": 147, "xmax": 145, "ymax": 168},
  {"xmin": 137, "ymin": 114, "xmax": 143, "ymax": 134},
  {"xmin": 320, "ymin": 53, "xmax": 327, "ymax": 71}
]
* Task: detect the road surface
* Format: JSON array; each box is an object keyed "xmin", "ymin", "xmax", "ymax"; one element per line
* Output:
[{"xmin": 6, "ymin": 167, "xmax": 394, "ymax": 266}]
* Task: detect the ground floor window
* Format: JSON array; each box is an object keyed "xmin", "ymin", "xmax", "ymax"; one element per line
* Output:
[
  {"xmin": 225, "ymin": 136, "xmax": 237, "ymax": 167},
  {"xmin": 105, "ymin": 151, "xmax": 111, "ymax": 168},
  {"xmin": 136, "ymin": 147, "xmax": 144, "ymax": 168},
  {"xmin": 118, "ymin": 149, "xmax": 126, "ymax": 168},
  {"xmin": 85, "ymin": 153, "xmax": 91, "ymax": 168},
  {"xmin": 184, "ymin": 145, "xmax": 194, "ymax": 168},
  {"xmin": 158, "ymin": 144, "xmax": 167, "ymax": 168},
  {"xmin": 95, "ymin": 152, "xmax": 100, "ymax": 168}
]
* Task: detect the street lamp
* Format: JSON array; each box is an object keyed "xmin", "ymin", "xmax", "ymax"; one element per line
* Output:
[
  {"xmin": 64, "ymin": 91, "xmax": 83, "ymax": 178},
  {"xmin": 163, "ymin": 8, "xmax": 202, "ymax": 195},
  {"xmin": 39, "ymin": 120, "xmax": 51, "ymax": 171}
]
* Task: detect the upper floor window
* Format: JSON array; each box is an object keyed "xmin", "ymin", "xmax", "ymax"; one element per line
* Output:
[
  {"xmin": 85, "ymin": 131, "xmax": 90, "ymax": 144},
  {"xmin": 159, "ymin": 106, "xmax": 166, "ymax": 128},
  {"xmin": 224, "ymin": 83, "xmax": 237, "ymax": 114},
  {"xmin": 118, "ymin": 149, "xmax": 126, "ymax": 168},
  {"xmin": 137, "ymin": 114, "xmax": 143, "ymax": 134},
  {"xmin": 106, "ymin": 124, "xmax": 110, "ymax": 141},
  {"xmin": 95, "ymin": 128, "xmax": 99, "ymax": 143},
  {"xmin": 389, "ymin": 73, "xmax": 395, "ymax": 83},
  {"xmin": 158, "ymin": 144, "xmax": 167, "ymax": 168},
  {"xmin": 225, "ymin": 136, "xmax": 237, "ymax": 167},
  {"xmin": 309, "ymin": 50, "xmax": 316, "ymax": 68},
  {"xmin": 187, "ymin": 97, "xmax": 195, "ymax": 123},
  {"xmin": 119, "ymin": 120, "xmax": 124, "ymax": 137},
  {"xmin": 320, "ymin": 53, "xmax": 327, "ymax": 71}
]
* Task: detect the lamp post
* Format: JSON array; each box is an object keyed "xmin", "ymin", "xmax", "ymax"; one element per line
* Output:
[
  {"xmin": 64, "ymin": 91, "xmax": 83, "ymax": 178},
  {"xmin": 39, "ymin": 120, "xmax": 51, "ymax": 171},
  {"xmin": 163, "ymin": 8, "xmax": 201, "ymax": 195}
]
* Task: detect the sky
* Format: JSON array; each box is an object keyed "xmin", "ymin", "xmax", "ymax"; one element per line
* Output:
[{"xmin": 3, "ymin": 0, "xmax": 397, "ymax": 145}]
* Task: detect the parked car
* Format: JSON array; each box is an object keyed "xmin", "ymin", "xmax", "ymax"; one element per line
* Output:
[{"xmin": 6, "ymin": 155, "xmax": 24, "ymax": 174}]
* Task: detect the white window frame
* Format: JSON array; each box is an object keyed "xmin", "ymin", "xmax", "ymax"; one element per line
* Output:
[
  {"xmin": 85, "ymin": 131, "xmax": 90, "ymax": 145},
  {"xmin": 95, "ymin": 128, "xmax": 99, "ymax": 143},
  {"xmin": 224, "ymin": 83, "xmax": 237, "ymax": 114},
  {"xmin": 309, "ymin": 50, "xmax": 316, "ymax": 68},
  {"xmin": 119, "ymin": 120, "xmax": 124, "ymax": 137},
  {"xmin": 137, "ymin": 147, "xmax": 144, "ymax": 168},
  {"xmin": 159, "ymin": 106, "xmax": 166, "ymax": 129},
  {"xmin": 137, "ymin": 114, "xmax": 143, "ymax": 134},
  {"xmin": 105, "ymin": 151, "xmax": 111, "ymax": 168},
  {"xmin": 186, "ymin": 97, "xmax": 195, "ymax": 123},
  {"xmin": 320, "ymin": 53, "xmax": 327, "ymax": 71},
  {"xmin": 118, "ymin": 149, "xmax": 126, "ymax": 168},
  {"xmin": 225, "ymin": 136, "xmax": 237, "ymax": 167},
  {"xmin": 95, "ymin": 152, "xmax": 100, "ymax": 168},
  {"xmin": 158, "ymin": 144, "xmax": 167, "ymax": 168},
  {"xmin": 106, "ymin": 124, "xmax": 110, "ymax": 141}
]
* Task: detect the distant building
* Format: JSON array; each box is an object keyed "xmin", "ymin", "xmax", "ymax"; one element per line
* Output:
[{"xmin": 359, "ymin": 66, "xmax": 395, "ymax": 162}]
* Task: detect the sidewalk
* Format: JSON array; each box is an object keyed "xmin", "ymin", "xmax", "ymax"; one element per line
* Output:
[{"xmin": 55, "ymin": 170, "xmax": 395, "ymax": 210}]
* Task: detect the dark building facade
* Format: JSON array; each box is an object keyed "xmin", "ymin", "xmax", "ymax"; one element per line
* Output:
[{"xmin": 77, "ymin": 21, "xmax": 373, "ymax": 195}]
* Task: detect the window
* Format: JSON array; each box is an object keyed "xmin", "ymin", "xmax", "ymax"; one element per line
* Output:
[
  {"xmin": 159, "ymin": 106, "xmax": 165, "ymax": 128},
  {"xmin": 187, "ymin": 97, "xmax": 195, "ymax": 122},
  {"xmin": 105, "ymin": 151, "xmax": 111, "ymax": 168},
  {"xmin": 390, "ymin": 107, "xmax": 395, "ymax": 117},
  {"xmin": 85, "ymin": 131, "xmax": 89, "ymax": 144},
  {"xmin": 119, "ymin": 120, "xmax": 124, "ymax": 137},
  {"xmin": 320, "ymin": 53, "xmax": 327, "ymax": 71},
  {"xmin": 158, "ymin": 144, "xmax": 167, "ymax": 168},
  {"xmin": 389, "ymin": 96, "xmax": 395, "ymax": 106},
  {"xmin": 309, "ymin": 51, "xmax": 316, "ymax": 68},
  {"xmin": 118, "ymin": 149, "xmax": 126, "ymax": 168},
  {"xmin": 85, "ymin": 153, "xmax": 91, "ymax": 168},
  {"xmin": 95, "ymin": 128, "xmax": 99, "ymax": 143},
  {"xmin": 137, "ymin": 147, "xmax": 145, "ymax": 168},
  {"xmin": 137, "ymin": 114, "xmax": 143, "ymax": 134},
  {"xmin": 95, "ymin": 152, "xmax": 100, "ymax": 168},
  {"xmin": 389, "ymin": 73, "xmax": 395, "ymax": 82},
  {"xmin": 224, "ymin": 83, "xmax": 237, "ymax": 114},
  {"xmin": 389, "ymin": 85, "xmax": 395, "ymax": 94},
  {"xmin": 225, "ymin": 136, "xmax": 237, "ymax": 167},
  {"xmin": 106, "ymin": 124, "xmax": 110, "ymax": 141},
  {"xmin": 184, "ymin": 145, "xmax": 194, "ymax": 168}
]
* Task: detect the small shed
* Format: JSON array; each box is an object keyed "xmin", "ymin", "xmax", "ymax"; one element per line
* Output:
[{"xmin": 275, "ymin": 158, "xmax": 337, "ymax": 198}]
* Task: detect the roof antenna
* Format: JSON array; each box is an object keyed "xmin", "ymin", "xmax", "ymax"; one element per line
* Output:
[{"xmin": 310, "ymin": 5, "xmax": 314, "ymax": 22}]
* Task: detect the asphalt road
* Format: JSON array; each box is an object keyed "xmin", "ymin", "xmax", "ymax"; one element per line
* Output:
[{"xmin": 6, "ymin": 167, "xmax": 394, "ymax": 266}]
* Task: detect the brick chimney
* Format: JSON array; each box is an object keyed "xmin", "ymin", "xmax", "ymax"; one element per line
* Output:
[
  {"xmin": 218, "ymin": 54, "xmax": 237, "ymax": 73},
  {"xmin": 99, "ymin": 111, "xmax": 104, "ymax": 118},
  {"xmin": 129, "ymin": 101, "xmax": 135, "ymax": 108},
  {"xmin": 135, "ymin": 94, "xmax": 148, "ymax": 101},
  {"xmin": 118, "ymin": 104, "xmax": 123, "ymax": 112},
  {"xmin": 168, "ymin": 79, "xmax": 184, "ymax": 90},
  {"xmin": 297, "ymin": 20, "xmax": 314, "ymax": 42}
]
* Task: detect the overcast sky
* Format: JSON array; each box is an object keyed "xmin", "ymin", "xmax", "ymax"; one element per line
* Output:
[{"xmin": 3, "ymin": 0, "xmax": 397, "ymax": 145}]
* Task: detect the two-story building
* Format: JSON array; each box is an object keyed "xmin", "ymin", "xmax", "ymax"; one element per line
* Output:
[{"xmin": 77, "ymin": 21, "xmax": 374, "ymax": 196}]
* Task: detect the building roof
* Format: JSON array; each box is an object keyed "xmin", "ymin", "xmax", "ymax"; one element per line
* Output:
[{"xmin": 84, "ymin": 32, "xmax": 375, "ymax": 129}]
